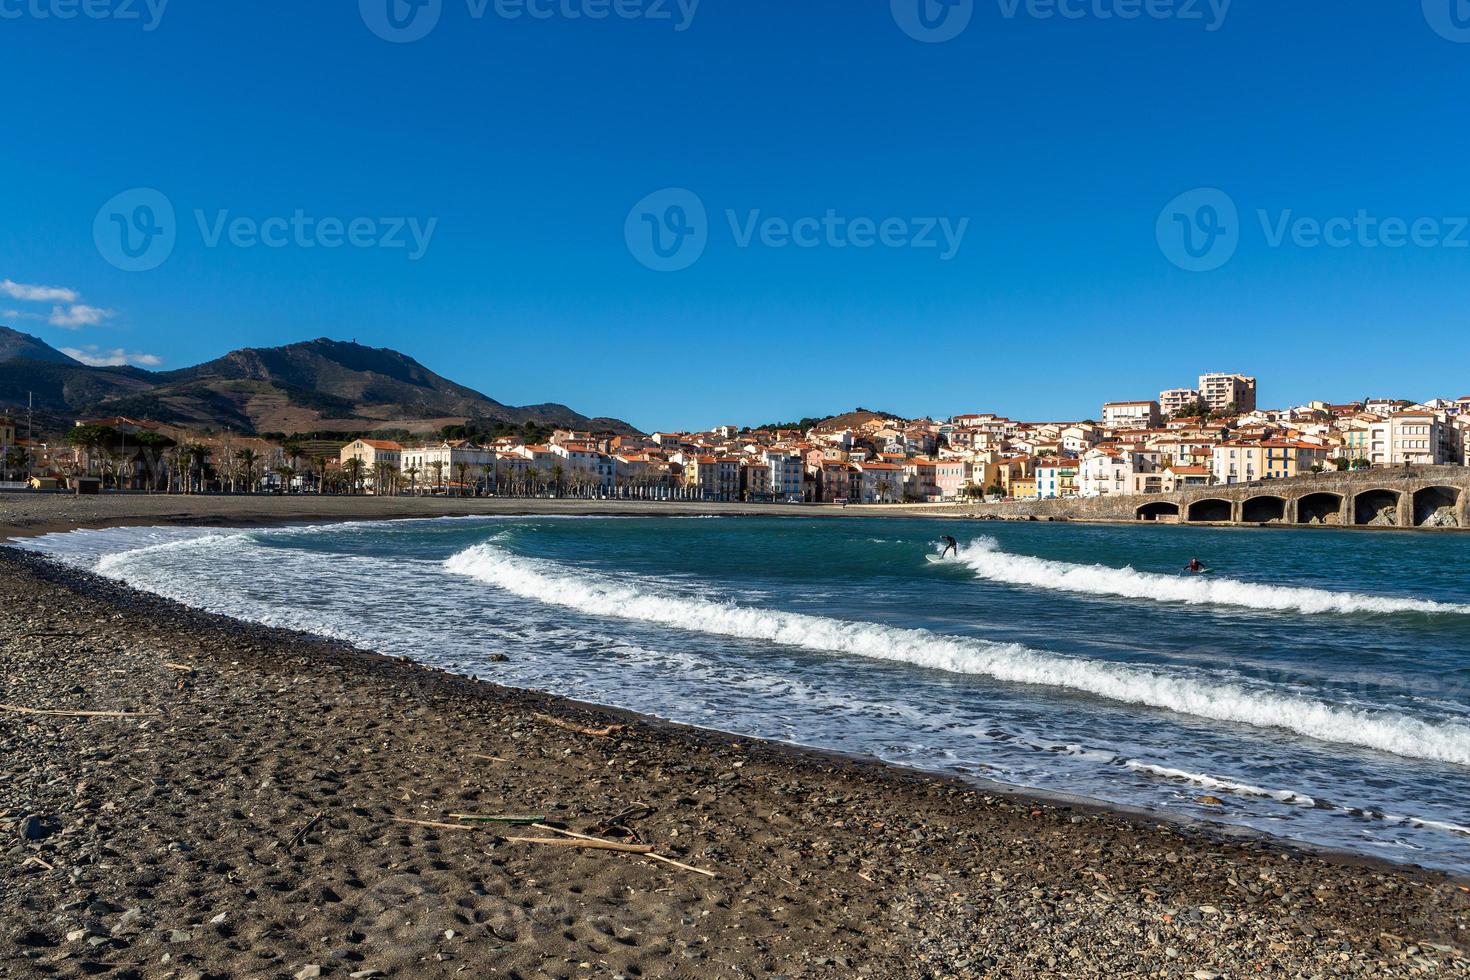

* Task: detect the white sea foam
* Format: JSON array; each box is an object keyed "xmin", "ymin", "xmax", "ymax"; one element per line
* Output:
[
  {"xmin": 444, "ymin": 543, "xmax": 1470, "ymax": 767},
  {"xmin": 1122, "ymin": 761, "xmax": 1316, "ymax": 806},
  {"xmin": 949, "ymin": 538, "xmax": 1470, "ymax": 617}
]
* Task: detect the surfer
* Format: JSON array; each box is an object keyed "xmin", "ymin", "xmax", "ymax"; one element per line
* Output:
[
  {"xmin": 939, "ymin": 535, "xmax": 959, "ymax": 559},
  {"xmin": 1183, "ymin": 557, "xmax": 1206, "ymax": 575}
]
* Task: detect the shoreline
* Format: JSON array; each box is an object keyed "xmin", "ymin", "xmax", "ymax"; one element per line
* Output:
[
  {"xmin": 4, "ymin": 490, "xmax": 1465, "ymax": 546},
  {"xmin": 4, "ymin": 506, "xmax": 1470, "ymax": 975},
  {"xmin": 5, "ymin": 497, "xmax": 1468, "ymax": 878}
]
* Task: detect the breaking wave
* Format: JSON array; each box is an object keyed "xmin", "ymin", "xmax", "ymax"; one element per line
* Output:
[
  {"xmin": 444, "ymin": 543, "xmax": 1470, "ymax": 766},
  {"xmin": 950, "ymin": 538, "xmax": 1470, "ymax": 617}
]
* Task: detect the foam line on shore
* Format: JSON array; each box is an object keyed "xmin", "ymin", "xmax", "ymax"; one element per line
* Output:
[
  {"xmin": 949, "ymin": 538, "xmax": 1470, "ymax": 617},
  {"xmin": 444, "ymin": 543, "xmax": 1470, "ymax": 767}
]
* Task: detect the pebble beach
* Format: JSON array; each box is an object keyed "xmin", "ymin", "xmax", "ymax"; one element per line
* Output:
[{"xmin": 2, "ymin": 495, "xmax": 1468, "ymax": 978}]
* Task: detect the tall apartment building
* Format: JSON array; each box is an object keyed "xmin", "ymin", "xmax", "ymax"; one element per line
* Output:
[
  {"xmin": 1198, "ymin": 373, "xmax": 1257, "ymax": 414},
  {"xmin": 1102, "ymin": 401, "xmax": 1161, "ymax": 431},
  {"xmin": 1159, "ymin": 388, "xmax": 1202, "ymax": 418}
]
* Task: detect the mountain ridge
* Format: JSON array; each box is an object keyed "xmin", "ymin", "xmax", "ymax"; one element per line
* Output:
[{"xmin": 0, "ymin": 328, "xmax": 639, "ymax": 437}]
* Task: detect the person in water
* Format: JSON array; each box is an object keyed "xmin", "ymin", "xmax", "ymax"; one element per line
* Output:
[
  {"xmin": 940, "ymin": 535, "xmax": 959, "ymax": 558},
  {"xmin": 1184, "ymin": 557, "xmax": 1206, "ymax": 575}
]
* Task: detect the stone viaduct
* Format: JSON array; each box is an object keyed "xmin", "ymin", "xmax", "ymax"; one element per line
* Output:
[{"xmin": 933, "ymin": 466, "xmax": 1470, "ymax": 530}]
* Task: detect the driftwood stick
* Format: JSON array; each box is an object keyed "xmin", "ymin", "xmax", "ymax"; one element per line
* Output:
[
  {"xmin": 0, "ymin": 703, "xmax": 154, "ymax": 719},
  {"xmin": 391, "ymin": 817, "xmax": 477, "ymax": 832},
  {"xmin": 288, "ymin": 811, "xmax": 325, "ymax": 849},
  {"xmin": 505, "ymin": 836, "xmax": 653, "ymax": 854},
  {"xmin": 532, "ymin": 823, "xmax": 718, "ymax": 878},
  {"xmin": 531, "ymin": 712, "xmax": 626, "ymax": 738},
  {"xmin": 450, "ymin": 813, "xmax": 545, "ymax": 824},
  {"xmin": 469, "ymin": 754, "xmax": 510, "ymax": 763}
]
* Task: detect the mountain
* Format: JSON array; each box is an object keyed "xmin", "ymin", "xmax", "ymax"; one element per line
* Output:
[
  {"xmin": 0, "ymin": 327, "xmax": 83, "ymax": 366},
  {"xmin": 0, "ymin": 328, "xmax": 639, "ymax": 437}
]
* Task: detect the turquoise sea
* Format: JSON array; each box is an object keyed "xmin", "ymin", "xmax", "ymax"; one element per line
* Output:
[{"xmin": 18, "ymin": 516, "xmax": 1470, "ymax": 874}]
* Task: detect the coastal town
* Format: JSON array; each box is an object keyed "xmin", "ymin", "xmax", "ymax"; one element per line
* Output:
[{"xmin": 3, "ymin": 371, "xmax": 1469, "ymax": 506}]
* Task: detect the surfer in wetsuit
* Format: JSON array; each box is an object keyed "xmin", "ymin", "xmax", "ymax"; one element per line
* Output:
[
  {"xmin": 1184, "ymin": 557, "xmax": 1206, "ymax": 575},
  {"xmin": 939, "ymin": 535, "xmax": 959, "ymax": 559}
]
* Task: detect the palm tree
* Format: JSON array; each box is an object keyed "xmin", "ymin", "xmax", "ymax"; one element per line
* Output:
[
  {"xmin": 404, "ymin": 466, "xmax": 420, "ymax": 496},
  {"xmin": 4, "ymin": 445, "xmax": 30, "ymax": 481},
  {"xmin": 551, "ymin": 464, "xmax": 565, "ymax": 499},
  {"xmin": 165, "ymin": 446, "xmax": 188, "ymax": 493},
  {"xmin": 343, "ymin": 457, "xmax": 366, "ymax": 495},
  {"xmin": 877, "ymin": 479, "xmax": 893, "ymax": 503},
  {"xmin": 187, "ymin": 445, "xmax": 212, "ymax": 494},
  {"xmin": 314, "ymin": 455, "xmax": 332, "ymax": 494},
  {"xmin": 274, "ymin": 463, "xmax": 296, "ymax": 493},
  {"xmin": 235, "ymin": 448, "xmax": 260, "ymax": 493},
  {"xmin": 455, "ymin": 461, "xmax": 470, "ymax": 497},
  {"xmin": 429, "ymin": 460, "xmax": 445, "ymax": 493}
]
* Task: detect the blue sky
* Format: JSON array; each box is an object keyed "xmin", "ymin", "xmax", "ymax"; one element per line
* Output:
[{"xmin": 2, "ymin": 0, "xmax": 1468, "ymax": 431}]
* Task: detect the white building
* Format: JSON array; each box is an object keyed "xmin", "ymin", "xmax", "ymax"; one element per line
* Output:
[
  {"xmin": 763, "ymin": 449, "xmax": 804, "ymax": 501},
  {"xmin": 1159, "ymin": 388, "xmax": 1202, "ymax": 418},
  {"xmin": 401, "ymin": 441, "xmax": 496, "ymax": 492},
  {"xmin": 1102, "ymin": 401, "xmax": 1161, "ymax": 431}
]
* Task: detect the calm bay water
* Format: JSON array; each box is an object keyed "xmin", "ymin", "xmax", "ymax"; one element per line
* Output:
[{"xmin": 16, "ymin": 516, "xmax": 1470, "ymax": 873}]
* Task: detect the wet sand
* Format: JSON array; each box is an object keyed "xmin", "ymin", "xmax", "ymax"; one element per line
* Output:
[{"xmin": 2, "ymin": 499, "xmax": 1469, "ymax": 977}]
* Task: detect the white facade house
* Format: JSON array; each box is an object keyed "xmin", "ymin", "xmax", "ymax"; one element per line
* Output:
[
  {"xmin": 763, "ymin": 449, "xmax": 805, "ymax": 501},
  {"xmin": 401, "ymin": 441, "xmax": 496, "ymax": 491}
]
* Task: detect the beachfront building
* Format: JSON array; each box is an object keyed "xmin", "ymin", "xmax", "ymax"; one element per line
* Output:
[
  {"xmin": 854, "ymin": 461, "xmax": 904, "ymax": 503},
  {"xmin": 1210, "ymin": 441, "xmax": 1265, "ymax": 485},
  {"xmin": 763, "ymin": 449, "xmax": 805, "ymax": 502},
  {"xmin": 401, "ymin": 440, "xmax": 496, "ymax": 493},
  {"xmin": 340, "ymin": 439, "xmax": 403, "ymax": 494},
  {"xmin": 935, "ymin": 459, "xmax": 979, "ymax": 500},
  {"xmin": 1077, "ymin": 446, "xmax": 1138, "ymax": 497},
  {"xmin": 1034, "ymin": 459, "xmax": 1078, "ymax": 499},
  {"xmin": 902, "ymin": 458, "xmax": 939, "ymax": 501},
  {"xmin": 551, "ymin": 441, "xmax": 616, "ymax": 494}
]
